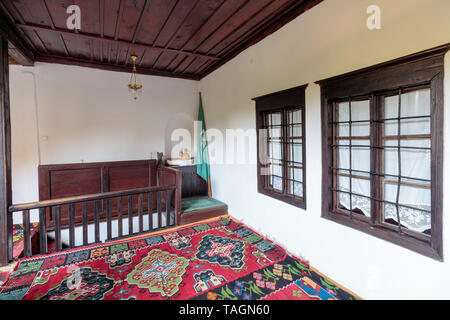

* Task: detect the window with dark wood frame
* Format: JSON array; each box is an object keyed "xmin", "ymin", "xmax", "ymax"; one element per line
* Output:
[
  {"xmin": 317, "ymin": 44, "xmax": 449, "ymax": 261},
  {"xmin": 253, "ymin": 85, "xmax": 307, "ymax": 210}
]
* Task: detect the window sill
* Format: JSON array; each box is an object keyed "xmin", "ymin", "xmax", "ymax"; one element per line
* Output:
[
  {"xmin": 258, "ymin": 187, "xmax": 306, "ymax": 210},
  {"xmin": 321, "ymin": 211, "xmax": 442, "ymax": 261}
]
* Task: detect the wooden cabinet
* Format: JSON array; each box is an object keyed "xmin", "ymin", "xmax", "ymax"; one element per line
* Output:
[
  {"xmin": 38, "ymin": 160, "xmax": 158, "ymax": 229},
  {"xmin": 170, "ymin": 165, "xmax": 208, "ymax": 198}
]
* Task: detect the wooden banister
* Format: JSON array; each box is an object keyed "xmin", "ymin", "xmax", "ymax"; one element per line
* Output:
[
  {"xmin": 8, "ymin": 184, "xmax": 176, "ymax": 212},
  {"xmin": 7, "ymin": 180, "xmax": 180, "ymax": 261},
  {"xmin": 157, "ymin": 166, "xmax": 182, "ymax": 227}
]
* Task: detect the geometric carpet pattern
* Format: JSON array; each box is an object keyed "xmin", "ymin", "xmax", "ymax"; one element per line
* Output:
[{"xmin": 0, "ymin": 216, "xmax": 360, "ymax": 300}]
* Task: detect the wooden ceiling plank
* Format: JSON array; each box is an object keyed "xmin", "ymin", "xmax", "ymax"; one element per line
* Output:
[
  {"xmin": 89, "ymin": 39, "xmax": 94, "ymax": 61},
  {"xmin": 0, "ymin": 0, "xmax": 39, "ymax": 53},
  {"xmin": 167, "ymin": 54, "xmax": 187, "ymax": 71},
  {"xmin": 123, "ymin": 45, "xmax": 131, "ymax": 65},
  {"xmin": 0, "ymin": 7, "xmax": 35, "ymax": 65},
  {"xmin": 31, "ymin": 30, "xmax": 49, "ymax": 54},
  {"xmin": 43, "ymin": 0, "xmax": 72, "ymax": 57},
  {"xmin": 18, "ymin": 23, "xmax": 220, "ymax": 62},
  {"xmin": 151, "ymin": 0, "xmax": 201, "ymax": 69},
  {"xmin": 175, "ymin": 55, "xmax": 195, "ymax": 73},
  {"xmin": 1, "ymin": 0, "xmax": 322, "ymax": 78},
  {"xmin": 180, "ymin": 0, "xmax": 250, "ymax": 73},
  {"xmin": 100, "ymin": 0, "xmax": 105, "ymax": 37},
  {"xmin": 203, "ymin": 0, "xmax": 274, "ymax": 55},
  {"xmin": 173, "ymin": 0, "xmax": 226, "ymax": 51},
  {"xmin": 115, "ymin": 43, "xmax": 122, "ymax": 64},
  {"xmin": 6, "ymin": 0, "xmax": 27, "ymax": 25},
  {"xmin": 191, "ymin": 58, "xmax": 212, "ymax": 75},
  {"xmin": 42, "ymin": 0, "xmax": 56, "ymax": 29},
  {"xmin": 197, "ymin": 1, "xmax": 293, "ymax": 75},
  {"xmin": 12, "ymin": 0, "xmax": 53, "ymax": 28},
  {"xmin": 134, "ymin": 0, "xmax": 177, "ymax": 46},
  {"xmin": 3, "ymin": 0, "xmax": 25, "ymax": 24},
  {"xmin": 196, "ymin": 0, "xmax": 295, "ymax": 74},
  {"xmin": 107, "ymin": 42, "xmax": 111, "ymax": 63},
  {"xmin": 77, "ymin": 0, "xmax": 102, "ymax": 35},
  {"xmin": 138, "ymin": 49, "xmax": 147, "ymax": 67},
  {"xmin": 163, "ymin": 0, "xmax": 226, "ymax": 71},
  {"xmin": 117, "ymin": 0, "xmax": 146, "ymax": 42},
  {"xmin": 141, "ymin": 0, "xmax": 179, "ymax": 67},
  {"xmin": 132, "ymin": 0, "xmax": 151, "ymax": 44},
  {"xmin": 114, "ymin": 0, "xmax": 126, "ymax": 41},
  {"xmin": 195, "ymin": 0, "xmax": 272, "ymax": 54},
  {"xmin": 212, "ymin": 0, "xmax": 294, "ymax": 57},
  {"xmin": 182, "ymin": 0, "xmax": 248, "ymax": 52},
  {"xmin": 102, "ymin": 0, "xmax": 120, "ymax": 38},
  {"xmin": 184, "ymin": 56, "xmax": 207, "ymax": 74},
  {"xmin": 60, "ymin": 35, "xmax": 70, "ymax": 56}
]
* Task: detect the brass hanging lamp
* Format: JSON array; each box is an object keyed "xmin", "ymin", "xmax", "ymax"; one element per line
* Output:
[{"xmin": 128, "ymin": 55, "xmax": 143, "ymax": 100}]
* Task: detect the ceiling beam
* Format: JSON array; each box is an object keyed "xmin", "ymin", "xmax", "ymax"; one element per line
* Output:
[
  {"xmin": 18, "ymin": 23, "xmax": 220, "ymax": 62},
  {"xmin": 35, "ymin": 54, "xmax": 201, "ymax": 81},
  {"xmin": 0, "ymin": 10, "xmax": 34, "ymax": 66}
]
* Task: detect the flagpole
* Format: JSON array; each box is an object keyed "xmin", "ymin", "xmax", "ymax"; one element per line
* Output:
[{"xmin": 198, "ymin": 92, "xmax": 212, "ymax": 198}]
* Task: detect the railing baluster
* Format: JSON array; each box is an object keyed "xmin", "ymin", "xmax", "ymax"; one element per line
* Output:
[
  {"xmin": 69, "ymin": 203, "xmax": 75, "ymax": 248},
  {"xmin": 54, "ymin": 206, "xmax": 61, "ymax": 252},
  {"xmin": 39, "ymin": 208, "xmax": 47, "ymax": 254},
  {"xmin": 118, "ymin": 197, "xmax": 123, "ymax": 238},
  {"xmin": 82, "ymin": 202, "xmax": 88, "ymax": 245},
  {"xmin": 171, "ymin": 188, "xmax": 176, "ymax": 226},
  {"xmin": 8, "ymin": 182, "xmax": 181, "ymax": 259},
  {"xmin": 106, "ymin": 198, "xmax": 112, "ymax": 241},
  {"xmin": 166, "ymin": 189, "xmax": 172, "ymax": 227},
  {"xmin": 138, "ymin": 194, "xmax": 143, "ymax": 233},
  {"xmin": 148, "ymin": 192, "xmax": 153, "ymax": 231},
  {"xmin": 157, "ymin": 191, "xmax": 162, "ymax": 229},
  {"xmin": 175, "ymin": 188, "xmax": 180, "ymax": 226},
  {"xmin": 23, "ymin": 210, "xmax": 31, "ymax": 258},
  {"xmin": 94, "ymin": 200, "xmax": 100, "ymax": 243},
  {"xmin": 128, "ymin": 195, "xmax": 133, "ymax": 235}
]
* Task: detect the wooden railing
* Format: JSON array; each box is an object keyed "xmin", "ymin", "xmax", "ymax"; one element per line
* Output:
[{"xmin": 8, "ymin": 183, "xmax": 180, "ymax": 261}]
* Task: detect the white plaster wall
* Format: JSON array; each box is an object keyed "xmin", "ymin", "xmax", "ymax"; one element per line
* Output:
[
  {"xmin": 9, "ymin": 63, "xmax": 199, "ymax": 222},
  {"xmin": 199, "ymin": 0, "xmax": 450, "ymax": 299}
]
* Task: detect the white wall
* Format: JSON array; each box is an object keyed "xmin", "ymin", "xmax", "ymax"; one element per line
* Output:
[
  {"xmin": 8, "ymin": 0, "xmax": 450, "ymax": 300},
  {"xmin": 199, "ymin": 0, "xmax": 450, "ymax": 299},
  {"xmin": 10, "ymin": 63, "xmax": 199, "ymax": 217}
]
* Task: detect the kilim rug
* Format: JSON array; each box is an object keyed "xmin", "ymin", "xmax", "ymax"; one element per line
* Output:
[
  {"xmin": 0, "ymin": 216, "xmax": 360, "ymax": 300},
  {"xmin": 12, "ymin": 223, "xmax": 40, "ymax": 259}
]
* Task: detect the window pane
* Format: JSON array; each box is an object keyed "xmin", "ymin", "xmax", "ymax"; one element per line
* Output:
[
  {"xmin": 351, "ymin": 144, "xmax": 370, "ymax": 172},
  {"xmin": 351, "ymin": 100, "xmax": 370, "ymax": 121},
  {"xmin": 382, "ymin": 88, "xmax": 431, "ymax": 235},
  {"xmin": 334, "ymin": 98, "xmax": 371, "ymax": 218},
  {"xmin": 338, "ymin": 102, "xmax": 349, "ymax": 122},
  {"xmin": 265, "ymin": 111, "xmax": 284, "ymax": 192},
  {"xmin": 286, "ymin": 108, "xmax": 304, "ymax": 197},
  {"xmin": 402, "ymin": 88, "xmax": 430, "ymax": 118}
]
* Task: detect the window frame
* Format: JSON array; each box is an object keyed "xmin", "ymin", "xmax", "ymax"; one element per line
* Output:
[
  {"xmin": 317, "ymin": 45, "xmax": 449, "ymax": 261},
  {"xmin": 254, "ymin": 85, "xmax": 307, "ymax": 210}
]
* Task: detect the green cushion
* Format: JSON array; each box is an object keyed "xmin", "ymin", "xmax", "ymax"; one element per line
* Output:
[{"xmin": 181, "ymin": 196, "xmax": 227, "ymax": 213}]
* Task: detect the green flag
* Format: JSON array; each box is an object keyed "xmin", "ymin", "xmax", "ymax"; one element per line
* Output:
[{"xmin": 196, "ymin": 93, "xmax": 211, "ymax": 197}]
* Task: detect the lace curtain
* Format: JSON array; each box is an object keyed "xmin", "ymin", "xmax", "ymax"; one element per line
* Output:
[{"xmin": 337, "ymin": 89, "xmax": 431, "ymax": 234}]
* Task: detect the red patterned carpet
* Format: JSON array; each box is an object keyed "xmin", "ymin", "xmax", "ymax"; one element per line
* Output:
[{"xmin": 0, "ymin": 216, "xmax": 360, "ymax": 300}]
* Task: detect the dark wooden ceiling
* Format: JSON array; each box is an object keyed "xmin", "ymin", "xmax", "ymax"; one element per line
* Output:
[{"xmin": 0, "ymin": 0, "xmax": 322, "ymax": 80}]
